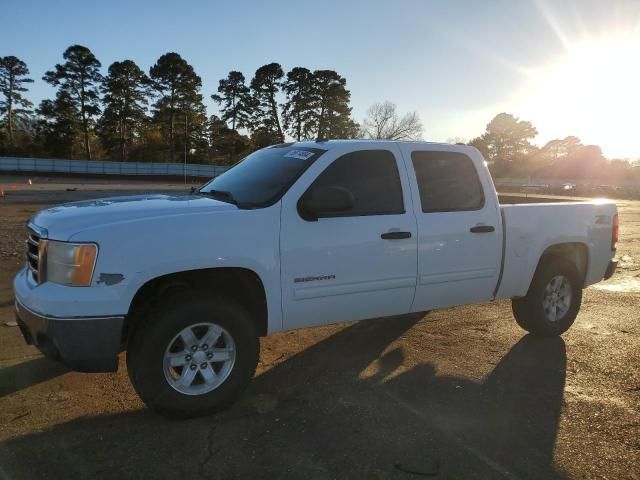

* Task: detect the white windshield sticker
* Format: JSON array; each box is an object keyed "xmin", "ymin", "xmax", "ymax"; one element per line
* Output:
[{"xmin": 284, "ymin": 149, "xmax": 315, "ymax": 160}]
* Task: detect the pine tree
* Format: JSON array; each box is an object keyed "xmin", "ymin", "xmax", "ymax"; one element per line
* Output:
[
  {"xmin": 179, "ymin": 86, "xmax": 208, "ymax": 163},
  {"xmin": 282, "ymin": 67, "xmax": 315, "ymax": 141},
  {"xmin": 0, "ymin": 56, "xmax": 34, "ymax": 147},
  {"xmin": 149, "ymin": 52, "xmax": 204, "ymax": 162},
  {"xmin": 250, "ymin": 63, "xmax": 284, "ymax": 144},
  {"xmin": 211, "ymin": 71, "xmax": 252, "ymax": 132},
  {"xmin": 99, "ymin": 60, "xmax": 150, "ymax": 160},
  {"xmin": 312, "ymin": 70, "xmax": 359, "ymax": 140},
  {"xmin": 35, "ymin": 92, "xmax": 80, "ymax": 158},
  {"xmin": 43, "ymin": 45, "xmax": 103, "ymax": 159}
]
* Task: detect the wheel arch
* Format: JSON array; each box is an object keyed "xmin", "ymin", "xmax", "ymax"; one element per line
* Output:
[
  {"xmin": 122, "ymin": 267, "xmax": 269, "ymax": 347},
  {"xmin": 529, "ymin": 242, "xmax": 589, "ymax": 292}
]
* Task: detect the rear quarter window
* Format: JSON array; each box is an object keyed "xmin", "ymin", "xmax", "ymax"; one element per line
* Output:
[{"xmin": 411, "ymin": 151, "xmax": 485, "ymax": 213}]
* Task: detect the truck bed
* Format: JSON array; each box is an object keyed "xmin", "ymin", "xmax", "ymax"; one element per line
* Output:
[{"xmin": 495, "ymin": 200, "xmax": 616, "ymax": 299}]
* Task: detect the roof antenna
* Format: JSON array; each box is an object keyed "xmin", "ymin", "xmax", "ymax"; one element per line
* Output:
[{"xmin": 315, "ymin": 128, "xmax": 327, "ymax": 142}]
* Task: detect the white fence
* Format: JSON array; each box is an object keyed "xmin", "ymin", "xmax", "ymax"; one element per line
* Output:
[{"xmin": 0, "ymin": 157, "xmax": 227, "ymax": 178}]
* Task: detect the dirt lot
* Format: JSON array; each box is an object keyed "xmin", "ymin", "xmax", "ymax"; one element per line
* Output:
[{"xmin": 0, "ymin": 175, "xmax": 639, "ymax": 479}]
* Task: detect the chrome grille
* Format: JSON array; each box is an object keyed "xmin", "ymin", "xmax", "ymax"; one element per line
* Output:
[{"xmin": 26, "ymin": 231, "xmax": 41, "ymax": 282}]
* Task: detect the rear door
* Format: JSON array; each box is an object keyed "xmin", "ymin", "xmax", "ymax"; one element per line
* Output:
[
  {"xmin": 398, "ymin": 145, "xmax": 502, "ymax": 311},
  {"xmin": 280, "ymin": 144, "xmax": 418, "ymax": 330}
]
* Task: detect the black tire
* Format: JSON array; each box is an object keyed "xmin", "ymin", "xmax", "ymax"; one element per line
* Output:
[
  {"xmin": 511, "ymin": 256, "xmax": 583, "ymax": 337},
  {"xmin": 126, "ymin": 291, "xmax": 259, "ymax": 418}
]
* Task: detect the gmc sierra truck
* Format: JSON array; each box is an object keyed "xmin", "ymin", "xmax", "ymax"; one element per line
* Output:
[{"xmin": 14, "ymin": 140, "xmax": 618, "ymax": 417}]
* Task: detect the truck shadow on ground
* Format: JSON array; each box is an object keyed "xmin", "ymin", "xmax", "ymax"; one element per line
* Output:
[
  {"xmin": 0, "ymin": 357, "xmax": 68, "ymax": 398},
  {"xmin": 0, "ymin": 315, "xmax": 567, "ymax": 479}
]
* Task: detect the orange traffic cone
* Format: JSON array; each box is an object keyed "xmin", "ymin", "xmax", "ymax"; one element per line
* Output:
[{"xmin": 0, "ymin": 188, "xmax": 5, "ymax": 198}]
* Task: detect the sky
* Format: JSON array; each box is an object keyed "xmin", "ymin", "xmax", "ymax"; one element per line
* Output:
[{"xmin": 3, "ymin": 0, "xmax": 640, "ymax": 159}]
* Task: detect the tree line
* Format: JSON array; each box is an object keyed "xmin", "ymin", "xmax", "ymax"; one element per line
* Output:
[
  {"xmin": 1, "ymin": 46, "xmax": 637, "ymax": 183},
  {"xmin": 469, "ymin": 113, "xmax": 639, "ymax": 183},
  {"xmin": 0, "ymin": 46, "xmax": 366, "ymax": 165}
]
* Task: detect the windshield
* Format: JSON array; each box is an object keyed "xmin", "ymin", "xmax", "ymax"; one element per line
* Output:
[{"xmin": 199, "ymin": 146, "xmax": 326, "ymax": 208}]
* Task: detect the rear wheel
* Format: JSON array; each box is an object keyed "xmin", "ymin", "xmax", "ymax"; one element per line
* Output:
[
  {"xmin": 512, "ymin": 257, "xmax": 582, "ymax": 337},
  {"xmin": 126, "ymin": 291, "xmax": 259, "ymax": 418}
]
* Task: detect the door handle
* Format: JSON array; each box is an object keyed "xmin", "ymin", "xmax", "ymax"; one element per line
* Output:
[
  {"xmin": 470, "ymin": 225, "xmax": 495, "ymax": 233},
  {"xmin": 381, "ymin": 231, "xmax": 412, "ymax": 240}
]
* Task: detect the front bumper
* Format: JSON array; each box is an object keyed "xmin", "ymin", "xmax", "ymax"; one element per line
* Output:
[
  {"xmin": 15, "ymin": 299, "xmax": 124, "ymax": 372},
  {"xmin": 604, "ymin": 259, "xmax": 618, "ymax": 281}
]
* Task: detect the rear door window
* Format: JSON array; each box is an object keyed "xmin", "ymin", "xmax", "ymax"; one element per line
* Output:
[{"xmin": 411, "ymin": 151, "xmax": 484, "ymax": 212}]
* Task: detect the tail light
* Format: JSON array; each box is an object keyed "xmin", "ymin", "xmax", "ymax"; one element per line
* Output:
[{"xmin": 612, "ymin": 213, "xmax": 619, "ymax": 251}]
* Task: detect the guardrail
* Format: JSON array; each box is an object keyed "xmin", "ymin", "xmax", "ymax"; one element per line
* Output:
[
  {"xmin": 0, "ymin": 157, "xmax": 228, "ymax": 178},
  {"xmin": 494, "ymin": 177, "xmax": 638, "ymax": 189}
]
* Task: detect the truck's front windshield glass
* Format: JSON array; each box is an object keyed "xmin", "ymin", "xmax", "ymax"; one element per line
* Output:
[{"xmin": 199, "ymin": 146, "xmax": 327, "ymax": 208}]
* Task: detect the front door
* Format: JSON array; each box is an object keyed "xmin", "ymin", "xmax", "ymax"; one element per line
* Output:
[{"xmin": 280, "ymin": 144, "xmax": 418, "ymax": 330}]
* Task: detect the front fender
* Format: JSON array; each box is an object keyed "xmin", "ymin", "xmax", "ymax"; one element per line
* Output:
[{"xmin": 69, "ymin": 205, "xmax": 284, "ymax": 333}]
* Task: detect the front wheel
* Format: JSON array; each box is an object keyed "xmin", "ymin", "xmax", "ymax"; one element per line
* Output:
[
  {"xmin": 126, "ymin": 292, "xmax": 259, "ymax": 418},
  {"xmin": 512, "ymin": 257, "xmax": 583, "ymax": 337}
]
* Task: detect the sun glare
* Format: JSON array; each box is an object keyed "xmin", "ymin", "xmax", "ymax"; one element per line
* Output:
[{"xmin": 519, "ymin": 32, "xmax": 640, "ymax": 159}]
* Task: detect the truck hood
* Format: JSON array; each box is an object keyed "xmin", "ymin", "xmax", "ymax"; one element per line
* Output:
[{"xmin": 30, "ymin": 194, "xmax": 238, "ymax": 240}]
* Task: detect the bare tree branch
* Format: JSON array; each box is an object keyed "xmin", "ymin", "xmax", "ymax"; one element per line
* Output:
[{"xmin": 361, "ymin": 101, "xmax": 423, "ymax": 140}]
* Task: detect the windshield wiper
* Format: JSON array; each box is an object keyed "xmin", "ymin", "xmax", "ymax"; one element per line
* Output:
[
  {"xmin": 198, "ymin": 189, "xmax": 258, "ymax": 209},
  {"xmin": 199, "ymin": 189, "xmax": 238, "ymax": 205}
]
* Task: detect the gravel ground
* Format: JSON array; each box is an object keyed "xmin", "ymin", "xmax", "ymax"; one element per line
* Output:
[{"xmin": 0, "ymin": 176, "xmax": 638, "ymax": 479}]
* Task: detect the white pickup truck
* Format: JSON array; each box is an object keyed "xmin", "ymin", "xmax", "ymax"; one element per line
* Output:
[{"xmin": 14, "ymin": 140, "xmax": 618, "ymax": 417}]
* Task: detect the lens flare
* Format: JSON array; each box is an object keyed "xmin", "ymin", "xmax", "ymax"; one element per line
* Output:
[{"xmin": 519, "ymin": 32, "xmax": 640, "ymax": 159}]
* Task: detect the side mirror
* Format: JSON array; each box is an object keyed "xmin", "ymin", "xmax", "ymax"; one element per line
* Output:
[{"xmin": 298, "ymin": 186, "xmax": 354, "ymax": 221}]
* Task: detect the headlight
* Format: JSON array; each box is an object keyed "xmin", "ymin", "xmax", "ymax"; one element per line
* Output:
[{"xmin": 44, "ymin": 240, "xmax": 98, "ymax": 286}]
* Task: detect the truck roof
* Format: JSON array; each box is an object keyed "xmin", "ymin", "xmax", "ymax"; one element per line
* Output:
[{"xmin": 276, "ymin": 139, "xmax": 478, "ymax": 155}]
